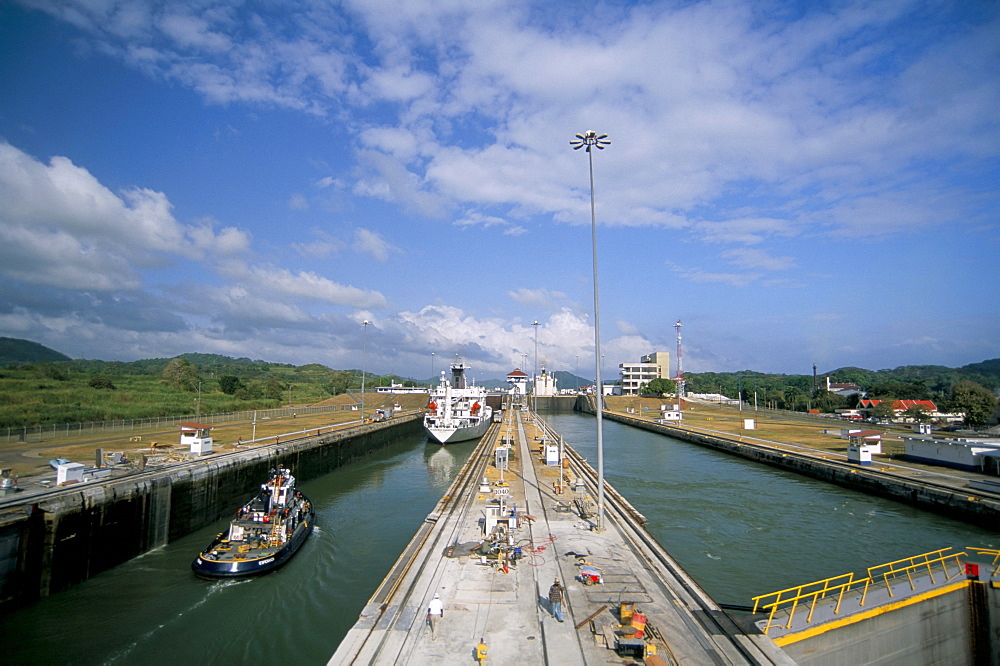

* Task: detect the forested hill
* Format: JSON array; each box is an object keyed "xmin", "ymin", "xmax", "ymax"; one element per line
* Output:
[
  {"xmin": 685, "ymin": 359, "xmax": 1000, "ymax": 402},
  {"xmin": 0, "ymin": 336, "xmax": 997, "ymax": 392},
  {"xmin": 0, "ymin": 337, "xmax": 71, "ymax": 366}
]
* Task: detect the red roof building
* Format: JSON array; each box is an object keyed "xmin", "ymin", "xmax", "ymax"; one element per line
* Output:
[{"xmin": 858, "ymin": 399, "xmax": 937, "ymax": 412}]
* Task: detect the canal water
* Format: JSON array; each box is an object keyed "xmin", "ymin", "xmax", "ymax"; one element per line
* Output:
[
  {"xmin": 1, "ymin": 432, "xmax": 479, "ymax": 665},
  {"xmin": 2, "ymin": 413, "xmax": 996, "ymax": 664}
]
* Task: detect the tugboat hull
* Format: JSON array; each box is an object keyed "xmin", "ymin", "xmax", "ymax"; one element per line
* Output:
[
  {"xmin": 192, "ymin": 505, "xmax": 314, "ymax": 579},
  {"xmin": 191, "ymin": 468, "xmax": 315, "ymax": 579}
]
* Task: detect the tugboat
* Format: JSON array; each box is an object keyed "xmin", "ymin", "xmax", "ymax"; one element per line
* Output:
[{"xmin": 192, "ymin": 467, "xmax": 314, "ymax": 578}]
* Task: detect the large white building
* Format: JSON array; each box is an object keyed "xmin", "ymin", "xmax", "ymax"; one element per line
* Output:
[{"xmin": 619, "ymin": 352, "xmax": 670, "ymax": 395}]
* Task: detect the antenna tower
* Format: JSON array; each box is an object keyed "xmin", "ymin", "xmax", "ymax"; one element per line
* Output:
[{"xmin": 674, "ymin": 320, "xmax": 685, "ymax": 398}]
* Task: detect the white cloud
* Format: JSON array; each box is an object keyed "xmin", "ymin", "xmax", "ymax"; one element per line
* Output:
[
  {"xmin": 222, "ymin": 263, "xmax": 388, "ymax": 308},
  {"xmin": 507, "ymin": 287, "xmax": 568, "ymax": 309},
  {"xmin": 722, "ymin": 248, "xmax": 797, "ymax": 272},
  {"xmin": 20, "ymin": 1, "xmax": 999, "ymax": 246},
  {"xmin": 352, "ymin": 227, "xmax": 397, "ymax": 262},
  {"xmin": 0, "ymin": 142, "xmax": 249, "ymax": 290},
  {"xmin": 159, "ymin": 13, "xmax": 232, "ymax": 53}
]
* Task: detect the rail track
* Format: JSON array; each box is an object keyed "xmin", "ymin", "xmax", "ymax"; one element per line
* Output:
[{"xmin": 344, "ymin": 422, "xmax": 501, "ymax": 664}]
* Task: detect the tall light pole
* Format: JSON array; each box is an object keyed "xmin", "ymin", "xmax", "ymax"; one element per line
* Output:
[
  {"xmin": 532, "ymin": 320, "xmax": 540, "ymax": 408},
  {"xmin": 431, "ymin": 352, "xmax": 435, "ymax": 380},
  {"xmin": 361, "ymin": 320, "xmax": 370, "ymax": 423},
  {"xmin": 571, "ymin": 129, "xmax": 610, "ymax": 531}
]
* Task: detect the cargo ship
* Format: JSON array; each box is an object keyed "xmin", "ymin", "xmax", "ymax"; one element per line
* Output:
[{"xmin": 423, "ymin": 362, "xmax": 492, "ymax": 444}]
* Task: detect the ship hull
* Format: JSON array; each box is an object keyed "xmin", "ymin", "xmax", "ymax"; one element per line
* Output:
[{"xmin": 425, "ymin": 409, "xmax": 492, "ymax": 444}]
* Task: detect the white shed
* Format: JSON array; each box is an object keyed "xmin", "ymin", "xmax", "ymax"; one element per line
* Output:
[
  {"xmin": 56, "ymin": 462, "xmax": 85, "ymax": 486},
  {"xmin": 179, "ymin": 422, "xmax": 214, "ymax": 454}
]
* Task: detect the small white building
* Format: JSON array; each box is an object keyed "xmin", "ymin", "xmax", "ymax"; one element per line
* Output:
[
  {"xmin": 901, "ymin": 434, "xmax": 1000, "ymax": 473},
  {"xmin": 506, "ymin": 368, "xmax": 530, "ymax": 396},
  {"xmin": 847, "ymin": 444, "xmax": 874, "ymax": 465},
  {"xmin": 843, "ymin": 429, "xmax": 884, "ymax": 455},
  {"xmin": 658, "ymin": 411, "xmax": 682, "ymax": 423},
  {"xmin": 179, "ymin": 422, "xmax": 214, "ymax": 455},
  {"xmin": 56, "ymin": 462, "xmax": 85, "ymax": 486}
]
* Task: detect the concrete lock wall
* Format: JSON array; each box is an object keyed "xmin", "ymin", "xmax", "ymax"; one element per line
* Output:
[
  {"xmin": 594, "ymin": 409, "xmax": 1000, "ymax": 528},
  {"xmin": 0, "ymin": 415, "xmax": 423, "ymax": 606},
  {"xmin": 782, "ymin": 584, "xmax": 975, "ymax": 665}
]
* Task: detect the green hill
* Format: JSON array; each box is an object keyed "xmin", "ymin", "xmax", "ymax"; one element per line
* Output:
[{"xmin": 0, "ymin": 337, "xmax": 71, "ymax": 366}]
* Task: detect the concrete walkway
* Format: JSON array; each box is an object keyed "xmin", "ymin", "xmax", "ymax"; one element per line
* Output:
[{"xmin": 330, "ymin": 408, "xmax": 792, "ymax": 664}]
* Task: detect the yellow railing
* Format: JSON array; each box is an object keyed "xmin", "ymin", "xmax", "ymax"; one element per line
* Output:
[
  {"xmin": 967, "ymin": 547, "xmax": 1000, "ymax": 577},
  {"xmin": 751, "ymin": 572, "xmax": 866, "ymax": 633},
  {"xmin": 864, "ymin": 548, "xmax": 966, "ymax": 600},
  {"xmin": 751, "ymin": 547, "xmax": 973, "ymax": 635}
]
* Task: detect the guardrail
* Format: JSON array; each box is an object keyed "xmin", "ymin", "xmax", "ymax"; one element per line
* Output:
[
  {"xmin": 751, "ymin": 547, "xmax": 969, "ymax": 635},
  {"xmin": 864, "ymin": 548, "xmax": 966, "ymax": 602}
]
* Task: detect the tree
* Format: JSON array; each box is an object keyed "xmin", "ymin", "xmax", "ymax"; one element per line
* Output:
[
  {"xmin": 262, "ymin": 375, "xmax": 286, "ymax": 400},
  {"xmin": 810, "ymin": 391, "xmax": 849, "ymax": 413},
  {"xmin": 641, "ymin": 378, "xmax": 677, "ymax": 396},
  {"xmin": 867, "ymin": 379, "xmax": 931, "ymax": 400},
  {"xmin": 782, "ymin": 387, "xmax": 803, "ymax": 411},
  {"xmin": 88, "ymin": 376, "xmax": 117, "ymax": 390},
  {"xmin": 869, "ymin": 400, "xmax": 897, "ymax": 422},
  {"xmin": 219, "ymin": 375, "xmax": 246, "ymax": 395},
  {"xmin": 947, "ymin": 380, "xmax": 998, "ymax": 427},
  {"xmin": 162, "ymin": 358, "xmax": 199, "ymax": 391},
  {"xmin": 901, "ymin": 404, "xmax": 930, "ymax": 423}
]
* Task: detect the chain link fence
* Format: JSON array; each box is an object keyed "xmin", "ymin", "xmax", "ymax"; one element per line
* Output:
[{"xmin": 3, "ymin": 403, "xmax": 360, "ymax": 445}]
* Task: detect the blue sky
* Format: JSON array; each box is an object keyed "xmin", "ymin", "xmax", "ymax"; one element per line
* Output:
[{"xmin": 0, "ymin": 0, "xmax": 997, "ymax": 382}]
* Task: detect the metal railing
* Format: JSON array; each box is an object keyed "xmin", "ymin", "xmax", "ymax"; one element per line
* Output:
[
  {"xmin": 863, "ymin": 548, "xmax": 966, "ymax": 602},
  {"xmin": 751, "ymin": 547, "xmax": 970, "ymax": 635},
  {"xmin": 751, "ymin": 572, "xmax": 866, "ymax": 633},
  {"xmin": 967, "ymin": 547, "xmax": 1000, "ymax": 577}
]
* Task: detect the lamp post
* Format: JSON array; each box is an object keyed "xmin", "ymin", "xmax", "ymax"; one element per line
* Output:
[
  {"xmin": 361, "ymin": 320, "xmax": 370, "ymax": 423},
  {"xmin": 571, "ymin": 129, "xmax": 610, "ymax": 531},
  {"xmin": 431, "ymin": 352, "xmax": 435, "ymax": 380},
  {"xmin": 532, "ymin": 320, "xmax": 540, "ymax": 408}
]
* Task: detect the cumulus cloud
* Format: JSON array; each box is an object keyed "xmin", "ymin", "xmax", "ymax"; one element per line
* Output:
[
  {"xmin": 6, "ymin": 0, "xmax": 998, "ymax": 375},
  {"xmin": 18, "ymin": 0, "xmax": 999, "ymax": 248},
  {"xmin": 0, "ymin": 142, "xmax": 249, "ymax": 290}
]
